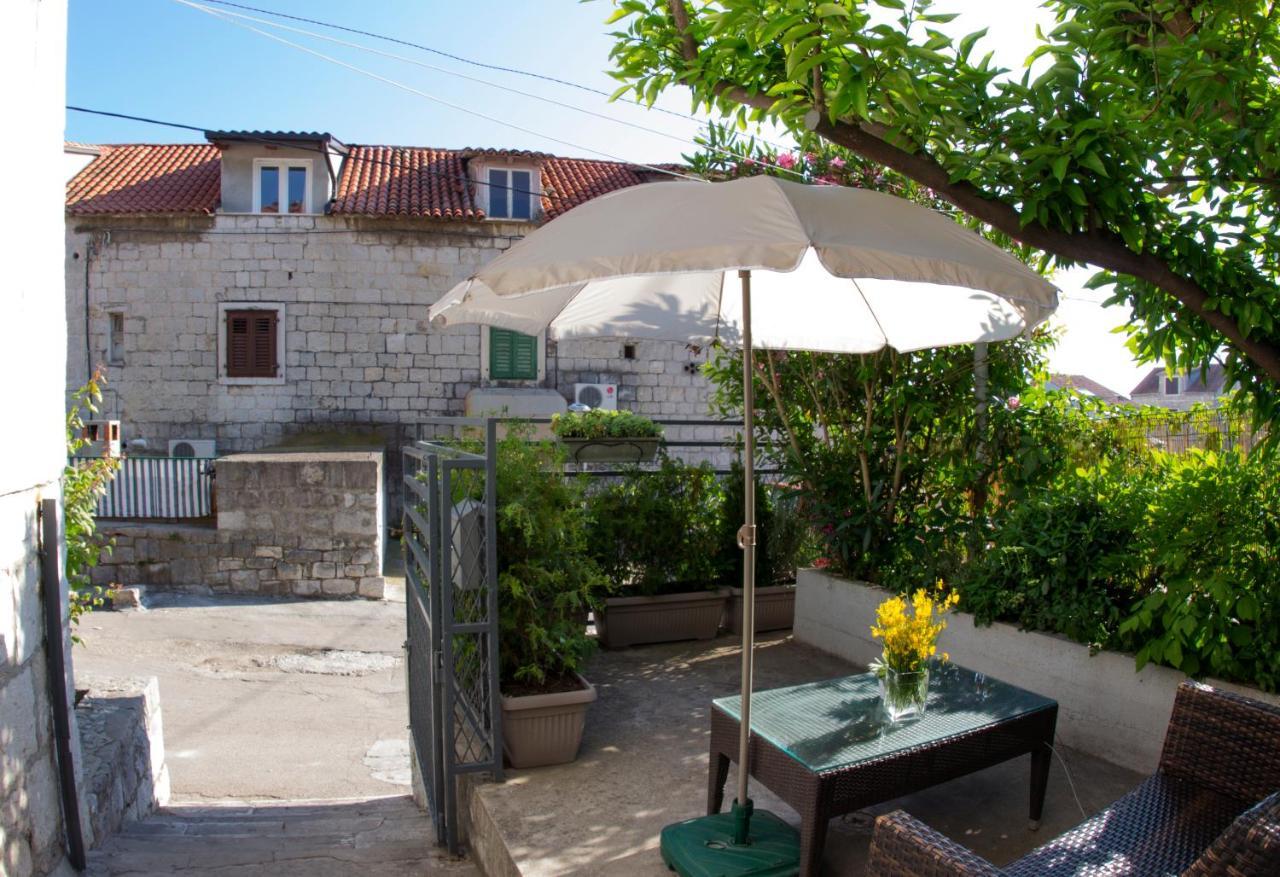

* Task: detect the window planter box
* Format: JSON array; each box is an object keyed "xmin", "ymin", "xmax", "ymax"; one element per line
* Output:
[
  {"xmin": 559, "ymin": 437, "xmax": 661, "ymax": 464},
  {"xmin": 596, "ymin": 589, "xmax": 729, "ymax": 649},
  {"xmin": 501, "ymin": 674, "xmax": 597, "ymax": 769},
  {"xmin": 724, "ymin": 584, "xmax": 796, "ymax": 635}
]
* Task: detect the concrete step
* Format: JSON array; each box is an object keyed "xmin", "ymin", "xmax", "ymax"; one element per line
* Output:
[{"xmin": 87, "ymin": 795, "xmax": 478, "ymax": 876}]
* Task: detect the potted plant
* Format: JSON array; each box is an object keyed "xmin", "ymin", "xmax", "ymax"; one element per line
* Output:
[
  {"xmin": 552, "ymin": 409, "xmax": 663, "ymax": 463},
  {"xmin": 719, "ymin": 461, "xmax": 810, "ymax": 635},
  {"xmin": 586, "ymin": 456, "xmax": 732, "ymax": 647},
  {"xmin": 465, "ymin": 427, "xmax": 608, "ymax": 768}
]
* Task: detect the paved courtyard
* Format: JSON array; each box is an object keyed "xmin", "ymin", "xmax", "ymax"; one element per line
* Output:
[
  {"xmin": 77, "ymin": 587, "xmax": 412, "ymax": 801},
  {"xmin": 77, "ymin": 582, "xmax": 477, "ymax": 874}
]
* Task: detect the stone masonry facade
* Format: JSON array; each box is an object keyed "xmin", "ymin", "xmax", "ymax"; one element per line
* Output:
[
  {"xmin": 93, "ymin": 452, "xmax": 385, "ymax": 599},
  {"xmin": 66, "ymin": 214, "xmax": 723, "ymax": 524}
]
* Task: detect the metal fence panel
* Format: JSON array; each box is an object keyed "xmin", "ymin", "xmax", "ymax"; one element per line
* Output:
[
  {"xmin": 85, "ymin": 456, "xmax": 216, "ymax": 519},
  {"xmin": 402, "ymin": 421, "xmax": 501, "ymax": 854}
]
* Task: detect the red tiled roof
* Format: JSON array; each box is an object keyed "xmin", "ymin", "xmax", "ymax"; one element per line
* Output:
[
  {"xmin": 67, "ymin": 142, "xmax": 658, "ymax": 220},
  {"xmin": 331, "ymin": 146, "xmax": 478, "ymax": 219},
  {"xmin": 540, "ymin": 157, "xmax": 646, "ymax": 219},
  {"xmin": 66, "ymin": 144, "xmax": 220, "ymax": 215}
]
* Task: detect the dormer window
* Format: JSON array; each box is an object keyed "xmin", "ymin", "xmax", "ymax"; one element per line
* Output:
[
  {"xmin": 1164, "ymin": 375, "xmax": 1180, "ymax": 395},
  {"xmin": 254, "ymin": 158, "xmax": 311, "ymax": 214},
  {"xmin": 484, "ymin": 167, "xmax": 537, "ymax": 220}
]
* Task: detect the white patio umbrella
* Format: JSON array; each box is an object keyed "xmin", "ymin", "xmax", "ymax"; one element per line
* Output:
[{"xmin": 427, "ymin": 174, "xmax": 1058, "ymax": 874}]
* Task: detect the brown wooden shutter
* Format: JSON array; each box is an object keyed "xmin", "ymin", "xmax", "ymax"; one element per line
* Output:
[{"xmin": 225, "ymin": 309, "xmax": 278, "ymax": 377}]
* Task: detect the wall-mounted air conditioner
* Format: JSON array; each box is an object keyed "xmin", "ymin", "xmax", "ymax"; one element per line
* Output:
[
  {"xmin": 169, "ymin": 439, "xmax": 217, "ymax": 458},
  {"xmin": 573, "ymin": 383, "xmax": 617, "ymax": 411},
  {"xmin": 80, "ymin": 420, "xmax": 121, "ymax": 457}
]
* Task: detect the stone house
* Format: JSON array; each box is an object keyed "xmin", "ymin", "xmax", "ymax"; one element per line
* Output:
[
  {"xmin": 1129, "ymin": 363, "xmax": 1228, "ymax": 410},
  {"xmin": 64, "ymin": 132, "xmax": 716, "ymax": 486}
]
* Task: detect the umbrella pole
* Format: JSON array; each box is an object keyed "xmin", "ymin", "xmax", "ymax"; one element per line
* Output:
[
  {"xmin": 734, "ymin": 269, "xmax": 757, "ymax": 843},
  {"xmin": 657, "ymin": 269, "xmax": 798, "ymax": 876}
]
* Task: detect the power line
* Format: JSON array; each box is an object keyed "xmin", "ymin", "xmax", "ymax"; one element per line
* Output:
[
  {"xmin": 172, "ymin": 0, "xmax": 706, "ymax": 185},
  {"xmin": 192, "ymin": 0, "xmax": 790, "ymax": 149},
  {"xmin": 173, "ymin": 0, "xmax": 809, "ymax": 183}
]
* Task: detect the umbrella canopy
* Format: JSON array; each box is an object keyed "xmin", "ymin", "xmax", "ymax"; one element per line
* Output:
[
  {"xmin": 428, "ymin": 174, "xmax": 1058, "ymax": 352},
  {"xmin": 426, "ymin": 174, "xmax": 1059, "ymax": 872}
]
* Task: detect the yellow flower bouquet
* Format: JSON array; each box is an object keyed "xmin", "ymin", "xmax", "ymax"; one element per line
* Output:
[{"xmin": 869, "ymin": 587, "xmax": 959, "ymax": 721}]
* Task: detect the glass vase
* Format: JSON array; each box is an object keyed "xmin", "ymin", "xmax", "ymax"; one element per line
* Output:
[{"xmin": 878, "ymin": 667, "xmax": 930, "ymax": 722}]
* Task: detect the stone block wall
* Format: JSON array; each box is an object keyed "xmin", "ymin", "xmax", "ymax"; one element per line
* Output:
[
  {"xmin": 93, "ymin": 451, "xmax": 385, "ymax": 599},
  {"xmin": 76, "ymin": 676, "xmax": 169, "ymax": 849}
]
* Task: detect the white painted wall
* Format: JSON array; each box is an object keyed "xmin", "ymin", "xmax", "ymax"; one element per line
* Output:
[
  {"xmin": 0, "ymin": 2, "xmax": 84, "ymax": 875},
  {"xmin": 794, "ymin": 569, "xmax": 1280, "ymax": 775}
]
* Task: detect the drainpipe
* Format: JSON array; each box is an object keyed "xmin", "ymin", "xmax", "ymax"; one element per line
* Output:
[{"xmin": 82, "ymin": 235, "xmax": 96, "ymax": 387}]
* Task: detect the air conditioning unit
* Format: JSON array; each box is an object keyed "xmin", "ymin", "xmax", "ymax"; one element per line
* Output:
[
  {"xmin": 80, "ymin": 420, "xmax": 121, "ymax": 457},
  {"xmin": 573, "ymin": 383, "xmax": 617, "ymax": 411},
  {"xmin": 169, "ymin": 439, "xmax": 217, "ymax": 458}
]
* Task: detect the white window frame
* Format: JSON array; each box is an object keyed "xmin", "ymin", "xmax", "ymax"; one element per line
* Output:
[
  {"xmin": 476, "ymin": 164, "xmax": 540, "ymax": 221},
  {"xmin": 107, "ymin": 310, "xmax": 125, "ymax": 365},
  {"xmin": 1164, "ymin": 375, "xmax": 1180, "ymax": 395},
  {"xmin": 480, "ymin": 327, "xmax": 546, "ymax": 383},
  {"xmin": 252, "ymin": 158, "xmax": 314, "ymax": 215},
  {"xmin": 217, "ymin": 301, "xmax": 287, "ymax": 385}
]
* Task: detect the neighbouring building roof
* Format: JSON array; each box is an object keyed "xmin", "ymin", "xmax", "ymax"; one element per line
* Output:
[
  {"xmin": 66, "ymin": 143, "xmax": 221, "ymax": 215},
  {"xmin": 1047, "ymin": 373, "xmax": 1128, "ymax": 404},
  {"xmin": 1130, "ymin": 363, "xmax": 1228, "ymax": 396},
  {"xmin": 67, "ymin": 140, "xmax": 655, "ymax": 220}
]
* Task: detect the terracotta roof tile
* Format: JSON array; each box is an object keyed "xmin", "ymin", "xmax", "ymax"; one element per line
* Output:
[
  {"xmin": 331, "ymin": 146, "xmax": 478, "ymax": 219},
  {"xmin": 540, "ymin": 157, "xmax": 646, "ymax": 219},
  {"xmin": 67, "ymin": 142, "xmax": 658, "ymax": 220},
  {"xmin": 66, "ymin": 144, "xmax": 220, "ymax": 215}
]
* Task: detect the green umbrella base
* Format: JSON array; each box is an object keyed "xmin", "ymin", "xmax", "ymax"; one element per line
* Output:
[{"xmin": 660, "ymin": 801, "xmax": 800, "ymax": 877}]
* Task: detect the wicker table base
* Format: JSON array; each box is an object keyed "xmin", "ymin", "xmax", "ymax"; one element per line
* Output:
[{"xmin": 707, "ymin": 669, "xmax": 1058, "ymax": 877}]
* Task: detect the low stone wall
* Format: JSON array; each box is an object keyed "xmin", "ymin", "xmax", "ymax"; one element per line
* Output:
[
  {"xmin": 794, "ymin": 569, "xmax": 1280, "ymax": 774},
  {"xmin": 93, "ymin": 451, "xmax": 385, "ymax": 599},
  {"xmin": 76, "ymin": 676, "xmax": 169, "ymax": 848}
]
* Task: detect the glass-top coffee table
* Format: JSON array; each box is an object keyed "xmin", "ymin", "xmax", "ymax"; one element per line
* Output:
[{"xmin": 708, "ymin": 663, "xmax": 1058, "ymax": 876}]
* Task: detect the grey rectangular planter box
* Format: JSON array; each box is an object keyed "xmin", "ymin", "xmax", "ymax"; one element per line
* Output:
[
  {"xmin": 596, "ymin": 589, "xmax": 728, "ymax": 648},
  {"xmin": 725, "ymin": 584, "xmax": 796, "ymax": 635},
  {"xmin": 559, "ymin": 437, "xmax": 661, "ymax": 464}
]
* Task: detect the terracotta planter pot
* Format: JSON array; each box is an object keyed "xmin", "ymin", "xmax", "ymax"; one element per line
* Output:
[
  {"xmin": 501, "ymin": 674, "xmax": 597, "ymax": 769},
  {"xmin": 725, "ymin": 584, "xmax": 796, "ymax": 635},
  {"xmin": 559, "ymin": 437, "xmax": 661, "ymax": 463},
  {"xmin": 596, "ymin": 589, "xmax": 729, "ymax": 648}
]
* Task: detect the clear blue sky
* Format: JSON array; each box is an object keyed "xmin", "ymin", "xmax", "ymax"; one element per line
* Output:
[
  {"xmin": 66, "ymin": 0, "xmax": 1150, "ymax": 393},
  {"xmin": 67, "ymin": 0, "xmax": 713, "ymax": 164}
]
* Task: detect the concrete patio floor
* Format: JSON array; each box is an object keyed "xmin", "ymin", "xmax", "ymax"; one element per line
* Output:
[{"xmin": 472, "ymin": 632, "xmax": 1145, "ymax": 876}]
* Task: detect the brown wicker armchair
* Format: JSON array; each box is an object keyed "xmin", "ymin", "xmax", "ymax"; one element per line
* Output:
[{"xmin": 867, "ymin": 681, "xmax": 1280, "ymax": 877}]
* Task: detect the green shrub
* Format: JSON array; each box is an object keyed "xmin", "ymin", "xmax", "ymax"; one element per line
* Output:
[
  {"xmin": 447, "ymin": 427, "xmax": 607, "ymax": 688},
  {"xmin": 1119, "ymin": 451, "xmax": 1280, "ymax": 691},
  {"xmin": 961, "ymin": 463, "xmax": 1154, "ymax": 647},
  {"xmin": 713, "ymin": 460, "xmax": 816, "ymax": 587},
  {"xmin": 551, "ymin": 409, "xmax": 662, "ymax": 439},
  {"xmin": 585, "ymin": 455, "xmax": 729, "ymax": 595}
]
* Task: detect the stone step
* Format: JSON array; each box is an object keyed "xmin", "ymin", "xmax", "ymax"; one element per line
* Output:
[{"xmin": 87, "ymin": 795, "xmax": 477, "ymax": 876}]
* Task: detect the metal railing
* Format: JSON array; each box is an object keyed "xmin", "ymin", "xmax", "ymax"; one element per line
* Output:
[{"xmin": 77, "ymin": 455, "xmax": 216, "ymax": 519}]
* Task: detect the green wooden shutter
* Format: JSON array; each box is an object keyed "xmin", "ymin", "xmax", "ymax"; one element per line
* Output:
[{"xmin": 489, "ymin": 328, "xmax": 538, "ymax": 380}]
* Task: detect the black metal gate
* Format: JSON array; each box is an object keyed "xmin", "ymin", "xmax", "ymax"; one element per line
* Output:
[{"xmin": 402, "ymin": 420, "xmax": 502, "ymax": 853}]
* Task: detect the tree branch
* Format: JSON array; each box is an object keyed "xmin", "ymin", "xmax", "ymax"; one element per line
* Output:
[{"xmin": 661, "ymin": 0, "xmax": 1280, "ymax": 385}]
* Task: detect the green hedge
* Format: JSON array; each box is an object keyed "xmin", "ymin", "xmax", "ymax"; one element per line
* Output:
[{"xmin": 962, "ymin": 450, "xmax": 1280, "ymax": 692}]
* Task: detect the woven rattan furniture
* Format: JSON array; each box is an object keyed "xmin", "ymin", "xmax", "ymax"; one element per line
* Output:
[
  {"xmin": 867, "ymin": 681, "xmax": 1280, "ymax": 877},
  {"xmin": 708, "ymin": 664, "xmax": 1058, "ymax": 876}
]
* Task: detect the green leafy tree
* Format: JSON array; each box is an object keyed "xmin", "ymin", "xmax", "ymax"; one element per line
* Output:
[
  {"xmin": 64, "ymin": 370, "xmax": 120, "ymax": 632},
  {"xmin": 608, "ymin": 0, "xmax": 1280, "ymax": 428}
]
